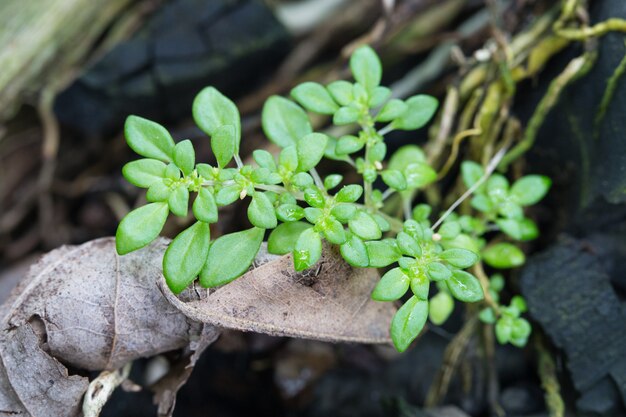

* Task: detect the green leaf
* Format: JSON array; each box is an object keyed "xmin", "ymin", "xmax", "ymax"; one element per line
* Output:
[
  {"xmin": 369, "ymin": 142, "xmax": 386, "ymax": 162},
  {"xmin": 326, "ymin": 80, "xmax": 353, "ymax": 106},
  {"xmin": 168, "ymin": 186, "xmax": 189, "ymax": 217},
  {"xmin": 304, "ymin": 187, "xmax": 325, "ymax": 208},
  {"xmin": 368, "ymin": 86, "xmax": 391, "ymax": 108},
  {"xmin": 479, "ymin": 307, "xmax": 497, "ymax": 324},
  {"xmin": 487, "ymin": 174, "xmax": 509, "ymax": 203},
  {"xmin": 495, "ymin": 316, "xmax": 513, "ymax": 344},
  {"xmin": 511, "ymin": 317, "xmax": 532, "ymax": 340},
  {"xmin": 350, "ymin": 45, "xmax": 382, "ymax": 92},
  {"xmin": 253, "ymin": 149, "xmax": 277, "ymax": 171},
  {"xmin": 440, "ymin": 248, "xmax": 479, "ymax": 269},
  {"xmin": 147, "ymin": 180, "xmax": 172, "ymax": 202},
  {"xmin": 211, "ymin": 125, "xmax": 236, "ymax": 168},
  {"xmin": 215, "ymin": 184, "xmax": 241, "ymax": 206},
  {"xmin": 124, "ymin": 115, "xmax": 175, "ymax": 162},
  {"xmin": 388, "ymin": 145, "xmax": 426, "ymax": 172},
  {"xmin": 293, "ymin": 228, "xmax": 322, "ymax": 271},
  {"xmin": 510, "ymin": 175, "xmax": 551, "ymax": 206},
  {"xmin": 163, "ymin": 221, "xmax": 210, "ymax": 294},
  {"xmin": 498, "ymin": 201, "xmax": 523, "ymax": 219},
  {"xmin": 322, "ymin": 218, "xmax": 347, "ymax": 244},
  {"xmin": 262, "ymin": 96, "xmax": 312, "ymax": 148},
  {"xmin": 268, "ymin": 221, "xmax": 311, "ymax": 255},
  {"xmin": 291, "ymin": 82, "xmax": 339, "ymax": 115},
  {"xmin": 496, "ymin": 218, "xmax": 523, "ymax": 240},
  {"xmin": 291, "ymin": 172, "xmax": 314, "ymax": 189},
  {"xmin": 381, "ymin": 170, "xmax": 407, "ymax": 191},
  {"xmin": 410, "ymin": 274, "xmax": 429, "ymax": 300},
  {"xmin": 429, "ymin": 292, "xmax": 455, "ymax": 325},
  {"xmin": 116, "ymin": 202, "xmax": 169, "ymax": 255},
  {"xmin": 200, "ymin": 227, "xmax": 264, "ymax": 287},
  {"xmin": 173, "ymin": 140, "xmax": 195, "ymax": 175},
  {"xmin": 340, "ymin": 233, "xmax": 369, "ymax": 267},
  {"xmin": 391, "ymin": 296, "xmax": 428, "ymax": 352},
  {"xmin": 376, "ymin": 99, "xmax": 408, "ymax": 122},
  {"xmin": 248, "ymin": 192, "xmax": 278, "ymax": 229},
  {"xmin": 122, "ymin": 159, "xmax": 167, "ymax": 188},
  {"xmin": 336, "ymin": 135, "xmax": 364, "ymax": 155},
  {"xmin": 333, "ymin": 106, "xmax": 360, "ymax": 125},
  {"xmin": 192, "ymin": 87, "xmax": 241, "ymax": 150},
  {"xmin": 372, "ymin": 268, "xmax": 409, "ymax": 301},
  {"xmin": 439, "ymin": 221, "xmax": 461, "ymax": 240},
  {"xmin": 193, "ymin": 188, "xmax": 218, "ymax": 223},
  {"xmin": 165, "ymin": 163, "xmax": 181, "ymax": 180},
  {"xmin": 482, "ymin": 243, "xmax": 525, "ymax": 269},
  {"xmin": 349, "ymin": 211, "xmax": 382, "ymax": 240},
  {"xmin": 471, "ymin": 194, "xmax": 493, "ymax": 213},
  {"xmin": 426, "ymin": 262, "xmax": 452, "ymax": 281},
  {"xmin": 279, "ymin": 145, "xmax": 299, "ymax": 172},
  {"xmin": 461, "ymin": 161, "xmax": 484, "ymax": 189},
  {"xmin": 397, "ymin": 232, "xmax": 421, "ymax": 257},
  {"xmin": 372, "ymin": 213, "xmax": 390, "ymax": 232},
  {"xmin": 324, "ymin": 174, "xmax": 343, "ymax": 190},
  {"xmin": 412, "ymin": 204, "xmax": 432, "ymax": 222},
  {"xmin": 404, "ymin": 162, "xmax": 437, "ymax": 189},
  {"xmin": 331, "ymin": 203, "xmax": 357, "ymax": 223},
  {"xmin": 304, "ymin": 207, "xmax": 323, "ymax": 224},
  {"xmin": 391, "ymin": 95, "xmax": 438, "ymax": 131},
  {"xmin": 297, "ymin": 133, "xmax": 328, "ymax": 172},
  {"xmin": 366, "ymin": 240, "xmax": 401, "ymax": 267},
  {"xmin": 276, "ymin": 204, "xmax": 305, "ymax": 222},
  {"xmin": 335, "ymin": 184, "xmax": 363, "ymax": 203},
  {"xmin": 447, "ymin": 270, "xmax": 484, "ymax": 302},
  {"xmin": 519, "ymin": 218, "xmax": 539, "ymax": 241}
]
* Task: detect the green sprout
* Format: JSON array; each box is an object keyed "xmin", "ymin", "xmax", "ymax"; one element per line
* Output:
[{"xmin": 116, "ymin": 45, "xmax": 550, "ymax": 352}]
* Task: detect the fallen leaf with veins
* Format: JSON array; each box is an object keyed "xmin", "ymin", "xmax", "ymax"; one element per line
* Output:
[{"xmin": 0, "ymin": 237, "xmax": 216, "ymax": 417}]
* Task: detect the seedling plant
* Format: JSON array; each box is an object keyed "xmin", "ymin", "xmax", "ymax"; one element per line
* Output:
[{"xmin": 116, "ymin": 46, "xmax": 550, "ymax": 352}]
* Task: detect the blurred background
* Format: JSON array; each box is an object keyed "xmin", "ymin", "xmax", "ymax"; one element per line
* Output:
[{"xmin": 1, "ymin": 0, "xmax": 626, "ymax": 416}]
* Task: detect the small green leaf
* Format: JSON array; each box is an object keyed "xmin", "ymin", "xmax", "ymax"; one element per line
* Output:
[
  {"xmin": 479, "ymin": 307, "xmax": 497, "ymax": 324},
  {"xmin": 304, "ymin": 187, "xmax": 325, "ymax": 208},
  {"xmin": 253, "ymin": 149, "xmax": 277, "ymax": 171},
  {"xmin": 336, "ymin": 135, "xmax": 364, "ymax": 155},
  {"xmin": 326, "ymin": 80, "xmax": 353, "ymax": 106},
  {"xmin": 391, "ymin": 95, "xmax": 438, "ymax": 131},
  {"xmin": 495, "ymin": 316, "xmax": 513, "ymax": 344},
  {"xmin": 291, "ymin": 82, "xmax": 339, "ymax": 115},
  {"xmin": 404, "ymin": 162, "xmax": 437, "ymax": 189},
  {"xmin": 366, "ymin": 240, "xmax": 401, "ymax": 267},
  {"xmin": 349, "ymin": 211, "xmax": 382, "ymax": 240},
  {"xmin": 429, "ymin": 292, "xmax": 455, "ymax": 325},
  {"xmin": 439, "ymin": 221, "xmax": 461, "ymax": 240},
  {"xmin": 391, "ymin": 296, "xmax": 428, "ymax": 352},
  {"xmin": 510, "ymin": 175, "xmax": 551, "ymax": 206},
  {"xmin": 124, "ymin": 116, "xmax": 175, "ymax": 162},
  {"xmin": 336, "ymin": 184, "xmax": 363, "ymax": 203},
  {"xmin": 211, "ymin": 125, "xmax": 236, "ymax": 168},
  {"xmin": 461, "ymin": 161, "xmax": 484, "ymax": 189},
  {"xmin": 331, "ymin": 203, "xmax": 357, "ymax": 223},
  {"xmin": 372, "ymin": 268, "xmax": 409, "ymax": 301},
  {"xmin": 304, "ymin": 207, "xmax": 323, "ymax": 224},
  {"xmin": 322, "ymin": 218, "xmax": 347, "ymax": 244},
  {"xmin": 297, "ymin": 133, "xmax": 328, "ymax": 172},
  {"xmin": 487, "ymin": 175, "xmax": 509, "ymax": 203},
  {"xmin": 397, "ymin": 232, "xmax": 421, "ymax": 257},
  {"xmin": 333, "ymin": 106, "xmax": 360, "ymax": 125},
  {"xmin": 147, "ymin": 180, "xmax": 171, "ymax": 202},
  {"xmin": 268, "ymin": 221, "xmax": 312, "ymax": 255},
  {"xmin": 262, "ymin": 96, "xmax": 312, "ymax": 148},
  {"xmin": 369, "ymin": 86, "xmax": 391, "ymax": 108},
  {"xmin": 376, "ymin": 99, "xmax": 408, "ymax": 122},
  {"xmin": 168, "ymin": 186, "xmax": 189, "ymax": 217},
  {"xmin": 293, "ymin": 228, "xmax": 322, "ymax": 271},
  {"xmin": 324, "ymin": 174, "xmax": 343, "ymax": 190},
  {"xmin": 412, "ymin": 204, "xmax": 432, "ymax": 222},
  {"xmin": 122, "ymin": 159, "xmax": 167, "ymax": 188},
  {"xmin": 279, "ymin": 145, "xmax": 299, "ymax": 172},
  {"xmin": 192, "ymin": 87, "xmax": 241, "ymax": 150},
  {"xmin": 496, "ymin": 218, "xmax": 522, "ymax": 240},
  {"xmin": 276, "ymin": 204, "xmax": 305, "ymax": 222},
  {"xmin": 350, "ymin": 45, "xmax": 382, "ymax": 92},
  {"xmin": 193, "ymin": 188, "xmax": 218, "ymax": 223},
  {"xmin": 200, "ymin": 227, "xmax": 264, "ymax": 287},
  {"xmin": 389, "ymin": 145, "xmax": 426, "ymax": 171},
  {"xmin": 163, "ymin": 221, "xmax": 210, "ymax": 294},
  {"xmin": 471, "ymin": 194, "xmax": 493, "ymax": 212},
  {"xmin": 447, "ymin": 270, "xmax": 484, "ymax": 302},
  {"xmin": 340, "ymin": 233, "xmax": 369, "ymax": 267},
  {"xmin": 511, "ymin": 295, "xmax": 528, "ymax": 313},
  {"xmin": 410, "ymin": 274, "xmax": 429, "ymax": 300},
  {"xmin": 215, "ymin": 184, "xmax": 241, "ymax": 206},
  {"xmin": 381, "ymin": 170, "xmax": 407, "ymax": 191},
  {"xmin": 165, "ymin": 163, "xmax": 180, "ymax": 180},
  {"xmin": 519, "ymin": 218, "xmax": 539, "ymax": 241},
  {"xmin": 248, "ymin": 192, "xmax": 278, "ymax": 229},
  {"xmin": 173, "ymin": 140, "xmax": 195, "ymax": 175},
  {"xmin": 511, "ymin": 317, "xmax": 531, "ymax": 340},
  {"xmin": 291, "ymin": 172, "xmax": 314, "ymax": 189},
  {"xmin": 116, "ymin": 202, "xmax": 169, "ymax": 255},
  {"xmin": 482, "ymin": 243, "xmax": 525, "ymax": 269},
  {"xmin": 372, "ymin": 213, "xmax": 390, "ymax": 232},
  {"xmin": 498, "ymin": 201, "xmax": 523, "ymax": 219},
  {"xmin": 440, "ymin": 248, "xmax": 479, "ymax": 268},
  {"xmin": 426, "ymin": 262, "xmax": 452, "ymax": 281}
]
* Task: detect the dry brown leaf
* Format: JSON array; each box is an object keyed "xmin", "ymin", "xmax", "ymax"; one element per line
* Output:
[
  {"xmin": 159, "ymin": 243, "xmax": 396, "ymax": 344},
  {"xmin": 0, "ymin": 237, "xmax": 217, "ymax": 417}
]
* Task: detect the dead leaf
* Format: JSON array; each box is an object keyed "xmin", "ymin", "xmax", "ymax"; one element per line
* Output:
[
  {"xmin": 0, "ymin": 237, "xmax": 218, "ymax": 417},
  {"xmin": 159, "ymin": 243, "xmax": 396, "ymax": 344}
]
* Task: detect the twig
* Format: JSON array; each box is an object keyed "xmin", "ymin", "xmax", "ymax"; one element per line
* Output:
[
  {"xmin": 426, "ymin": 87, "xmax": 459, "ymax": 165},
  {"xmin": 83, "ymin": 362, "xmax": 133, "ymax": 417},
  {"xmin": 535, "ymin": 334, "xmax": 565, "ymax": 417},
  {"xmin": 593, "ymin": 41, "xmax": 626, "ymax": 139},
  {"xmin": 556, "ymin": 18, "xmax": 626, "ymax": 40},
  {"xmin": 436, "ymin": 127, "xmax": 482, "ymax": 179}
]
